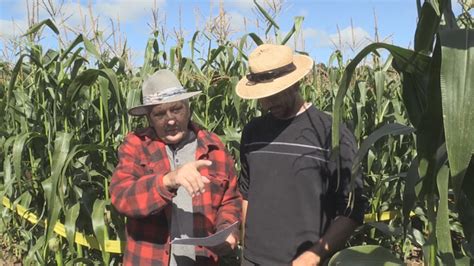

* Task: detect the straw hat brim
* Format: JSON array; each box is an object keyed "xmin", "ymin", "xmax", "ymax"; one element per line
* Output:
[
  {"xmin": 236, "ymin": 54, "xmax": 313, "ymax": 99},
  {"xmin": 128, "ymin": 91, "xmax": 201, "ymax": 116}
]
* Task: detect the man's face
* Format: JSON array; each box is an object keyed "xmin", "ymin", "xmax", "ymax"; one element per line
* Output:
[
  {"xmin": 257, "ymin": 83, "xmax": 298, "ymax": 119},
  {"xmin": 148, "ymin": 100, "xmax": 191, "ymax": 144}
]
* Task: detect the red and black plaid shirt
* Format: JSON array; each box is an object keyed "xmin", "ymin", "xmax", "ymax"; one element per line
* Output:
[{"xmin": 110, "ymin": 124, "xmax": 242, "ymax": 265}]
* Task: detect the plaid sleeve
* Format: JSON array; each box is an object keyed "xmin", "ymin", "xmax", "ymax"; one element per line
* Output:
[
  {"xmin": 215, "ymin": 150, "xmax": 242, "ymax": 232},
  {"xmin": 110, "ymin": 133, "xmax": 175, "ymax": 218},
  {"xmin": 197, "ymin": 132, "xmax": 242, "ymax": 233}
]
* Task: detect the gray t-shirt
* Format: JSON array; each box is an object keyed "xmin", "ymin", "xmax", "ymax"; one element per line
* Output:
[{"xmin": 167, "ymin": 131, "xmax": 198, "ymax": 266}]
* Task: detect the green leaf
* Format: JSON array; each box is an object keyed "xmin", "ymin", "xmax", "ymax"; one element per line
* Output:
[
  {"xmin": 414, "ymin": 2, "xmax": 440, "ymax": 53},
  {"xmin": 60, "ymin": 34, "xmax": 85, "ymax": 61},
  {"xmin": 64, "ymin": 202, "xmax": 80, "ymax": 254},
  {"xmin": 397, "ymin": 71, "xmax": 427, "ymax": 129},
  {"xmin": 352, "ymin": 123, "xmax": 415, "ymax": 178},
  {"xmin": 281, "ymin": 16, "xmax": 304, "ymax": 45},
  {"xmin": 403, "ymin": 158, "xmax": 420, "ymax": 226},
  {"xmin": 83, "ymin": 37, "xmax": 102, "ymax": 63},
  {"xmin": 23, "ymin": 19, "xmax": 59, "ymax": 36},
  {"xmin": 328, "ymin": 245, "xmax": 403, "ymax": 265},
  {"xmin": 439, "ymin": 29, "xmax": 474, "ymax": 199},
  {"xmin": 248, "ymin": 33, "xmax": 264, "ymax": 46},
  {"xmin": 6, "ymin": 54, "xmax": 27, "ymax": 112},
  {"xmin": 253, "ymin": 0, "xmax": 279, "ymax": 33},
  {"xmin": 190, "ymin": 31, "xmax": 200, "ymax": 61},
  {"xmin": 374, "ymin": 70, "xmax": 385, "ymax": 114},
  {"xmin": 436, "ymin": 165, "xmax": 455, "ymax": 264},
  {"xmin": 367, "ymin": 222, "xmax": 403, "ymax": 237},
  {"xmin": 12, "ymin": 133, "xmax": 41, "ymax": 184},
  {"xmin": 92, "ymin": 199, "xmax": 110, "ymax": 264},
  {"xmin": 202, "ymin": 46, "xmax": 225, "ymax": 70},
  {"xmin": 1, "ymin": 136, "xmax": 16, "ymax": 198},
  {"xmin": 414, "ymin": 35, "xmax": 444, "ymax": 198},
  {"xmin": 100, "ymin": 68, "xmax": 123, "ymax": 110},
  {"xmin": 44, "ymin": 132, "xmax": 73, "ymax": 253}
]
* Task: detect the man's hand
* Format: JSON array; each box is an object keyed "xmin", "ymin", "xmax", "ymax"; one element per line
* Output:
[
  {"xmin": 208, "ymin": 232, "xmax": 238, "ymax": 256},
  {"xmin": 292, "ymin": 250, "xmax": 321, "ymax": 266},
  {"xmin": 163, "ymin": 160, "xmax": 212, "ymax": 197}
]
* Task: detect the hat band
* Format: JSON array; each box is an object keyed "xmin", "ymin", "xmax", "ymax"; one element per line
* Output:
[
  {"xmin": 143, "ymin": 87, "xmax": 187, "ymax": 105},
  {"xmin": 246, "ymin": 63, "xmax": 297, "ymax": 85}
]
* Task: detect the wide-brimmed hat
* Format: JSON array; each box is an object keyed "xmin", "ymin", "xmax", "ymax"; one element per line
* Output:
[
  {"xmin": 236, "ymin": 44, "xmax": 313, "ymax": 99},
  {"xmin": 128, "ymin": 69, "xmax": 201, "ymax": 116}
]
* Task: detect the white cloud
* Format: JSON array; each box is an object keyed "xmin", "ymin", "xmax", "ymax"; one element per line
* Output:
[
  {"xmin": 302, "ymin": 28, "xmax": 332, "ymax": 47},
  {"xmin": 329, "ymin": 26, "xmax": 371, "ymax": 51},
  {"xmin": 94, "ymin": 0, "xmax": 165, "ymax": 21},
  {"xmin": 228, "ymin": 11, "xmax": 247, "ymax": 33},
  {"xmin": 57, "ymin": 0, "xmax": 165, "ymax": 25},
  {"xmin": 301, "ymin": 26, "xmax": 372, "ymax": 52},
  {"xmin": 0, "ymin": 19, "xmax": 28, "ymax": 37},
  {"xmin": 298, "ymin": 9, "xmax": 309, "ymax": 18},
  {"xmin": 225, "ymin": 0, "xmax": 254, "ymax": 11}
]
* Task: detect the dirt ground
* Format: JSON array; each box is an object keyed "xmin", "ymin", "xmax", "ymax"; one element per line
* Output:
[{"xmin": 0, "ymin": 245, "xmax": 21, "ymax": 266}]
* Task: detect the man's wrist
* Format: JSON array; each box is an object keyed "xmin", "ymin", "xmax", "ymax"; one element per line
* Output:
[
  {"xmin": 163, "ymin": 172, "xmax": 177, "ymax": 191},
  {"xmin": 308, "ymin": 240, "xmax": 327, "ymax": 262}
]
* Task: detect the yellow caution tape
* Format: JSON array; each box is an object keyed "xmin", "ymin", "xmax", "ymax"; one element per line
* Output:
[
  {"xmin": 364, "ymin": 211, "xmax": 396, "ymax": 222},
  {"xmin": 2, "ymin": 196, "xmax": 125, "ymax": 254},
  {"xmin": 2, "ymin": 196, "xmax": 413, "ymax": 254}
]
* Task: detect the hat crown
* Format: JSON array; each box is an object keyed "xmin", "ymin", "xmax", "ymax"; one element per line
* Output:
[
  {"xmin": 248, "ymin": 44, "xmax": 293, "ymax": 73},
  {"xmin": 128, "ymin": 69, "xmax": 201, "ymax": 116},
  {"xmin": 142, "ymin": 69, "xmax": 183, "ymax": 97}
]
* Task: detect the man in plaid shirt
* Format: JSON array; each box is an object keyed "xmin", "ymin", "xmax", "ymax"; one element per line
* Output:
[{"xmin": 110, "ymin": 69, "xmax": 241, "ymax": 265}]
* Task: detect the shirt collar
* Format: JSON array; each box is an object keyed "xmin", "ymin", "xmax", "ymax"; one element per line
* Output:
[{"xmin": 134, "ymin": 122, "xmax": 220, "ymax": 153}]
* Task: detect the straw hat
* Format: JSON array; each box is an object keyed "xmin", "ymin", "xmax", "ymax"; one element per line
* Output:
[
  {"xmin": 236, "ymin": 44, "xmax": 313, "ymax": 99},
  {"xmin": 128, "ymin": 69, "xmax": 201, "ymax": 116}
]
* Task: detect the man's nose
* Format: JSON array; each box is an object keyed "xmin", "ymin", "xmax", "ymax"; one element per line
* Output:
[{"xmin": 165, "ymin": 111, "xmax": 177, "ymax": 124}]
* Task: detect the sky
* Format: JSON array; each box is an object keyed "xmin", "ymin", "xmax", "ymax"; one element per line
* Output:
[{"xmin": 0, "ymin": 0, "xmax": 468, "ymax": 68}]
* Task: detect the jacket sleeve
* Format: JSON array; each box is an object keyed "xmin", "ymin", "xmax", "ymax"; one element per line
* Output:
[
  {"xmin": 109, "ymin": 133, "xmax": 175, "ymax": 218},
  {"xmin": 215, "ymin": 151, "xmax": 242, "ymax": 232}
]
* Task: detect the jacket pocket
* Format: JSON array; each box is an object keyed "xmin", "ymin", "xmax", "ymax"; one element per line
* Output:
[{"xmin": 208, "ymin": 177, "xmax": 228, "ymax": 209}]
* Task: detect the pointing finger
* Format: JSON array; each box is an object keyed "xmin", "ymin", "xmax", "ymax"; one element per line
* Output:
[{"xmin": 194, "ymin": 160, "xmax": 212, "ymax": 170}]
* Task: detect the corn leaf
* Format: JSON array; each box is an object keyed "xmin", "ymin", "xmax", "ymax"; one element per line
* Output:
[
  {"xmin": 403, "ymin": 158, "xmax": 420, "ymax": 227},
  {"xmin": 64, "ymin": 202, "xmax": 80, "ymax": 253},
  {"xmin": 23, "ymin": 19, "xmax": 59, "ymax": 36},
  {"xmin": 440, "ymin": 29, "xmax": 474, "ymax": 198},
  {"xmin": 44, "ymin": 132, "xmax": 72, "ymax": 254},
  {"xmin": 92, "ymin": 199, "xmax": 109, "ymax": 263},
  {"xmin": 436, "ymin": 165, "xmax": 455, "ymax": 264},
  {"xmin": 414, "ymin": 2, "xmax": 440, "ymax": 53},
  {"xmin": 332, "ymin": 43, "xmax": 429, "ymax": 160},
  {"xmin": 328, "ymin": 245, "xmax": 403, "ymax": 265},
  {"xmin": 281, "ymin": 16, "xmax": 304, "ymax": 45},
  {"xmin": 253, "ymin": 0, "xmax": 279, "ymax": 34},
  {"xmin": 352, "ymin": 123, "xmax": 415, "ymax": 178}
]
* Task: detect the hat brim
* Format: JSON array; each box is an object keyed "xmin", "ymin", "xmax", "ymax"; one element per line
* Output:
[
  {"xmin": 235, "ymin": 54, "xmax": 313, "ymax": 99},
  {"xmin": 128, "ymin": 91, "xmax": 201, "ymax": 116}
]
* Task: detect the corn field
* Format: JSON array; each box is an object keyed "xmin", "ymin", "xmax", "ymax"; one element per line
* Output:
[{"xmin": 0, "ymin": 0, "xmax": 473, "ymax": 265}]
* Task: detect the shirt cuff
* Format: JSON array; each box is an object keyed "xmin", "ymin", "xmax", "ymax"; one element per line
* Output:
[{"xmin": 156, "ymin": 174, "xmax": 176, "ymax": 200}]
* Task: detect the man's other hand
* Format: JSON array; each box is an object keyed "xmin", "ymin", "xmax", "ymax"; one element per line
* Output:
[
  {"xmin": 208, "ymin": 232, "xmax": 237, "ymax": 256},
  {"xmin": 292, "ymin": 250, "xmax": 321, "ymax": 266}
]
